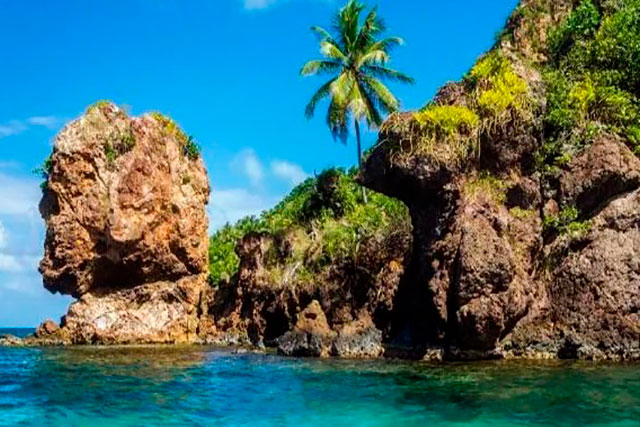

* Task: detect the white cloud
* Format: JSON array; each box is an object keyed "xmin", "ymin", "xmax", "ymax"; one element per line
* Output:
[
  {"xmin": 0, "ymin": 270, "xmax": 46, "ymax": 297},
  {"xmin": 270, "ymin": 160, "xmax": 309, "ymax": 187},
  {"xmin": 0, "ymin": 254, "xmax": 23, "ymax": 272},
  {"xmin": 231, "ymin": 149, "xmax": 265, "ymax": 187},
  {"xmin": 0, "ymin": 116, "xmax": 65, "ymax": 139},
  {"xmin": 244, "ymin": 0, "xmax": 278, "ymax": 9},
  {"xmin": 208, "ymin": 188, "xmax": 273, "ymax": 230},
  {"xmin": 0, "ymin": 120, "xmax": 28, "ymax": 138},
  {"xmin": 27, "ymin": 116, "xmax": 66, "ymax": 129},
  {"xmin": 0, "ymin": 173, "xmax": 41, "ymax": 216},
  {"xmin": 0, "ymin": 252, "xmax": 39, "ymax": 273},
  {"xmin": 0, "ymin": 220, "xmax": 7, "ymax": 250}
]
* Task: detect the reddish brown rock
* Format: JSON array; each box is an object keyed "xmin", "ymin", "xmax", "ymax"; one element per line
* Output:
[
  {"xmin": 332, "ymin": 314, "xmax": 384, "ymax": 358},
  {"xmin": 277, "ymin": 300, "xmax": 336, "ymax": 357},
  {"xmin": 202, "ymin": 226, "xmax": 410, "ymax": 354},
  {"xmin": 362, "ymin": 114, "xmax": 639, "ymax": 361},
  {"xmin": 559, "ymin": 135, "xmax": 640, "ymax": 214},
  {"xmin": 35, "ymin": 320, "xmax": 60, "ymax": 338},
  {"xmin": 37, "ymin": 102, "xmax": 210, "ymax": 344}
]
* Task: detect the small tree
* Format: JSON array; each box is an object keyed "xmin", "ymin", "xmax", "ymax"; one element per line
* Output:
[{"xmin": 301, "ymin": 0, "xmax": 414, "ymax": 202}]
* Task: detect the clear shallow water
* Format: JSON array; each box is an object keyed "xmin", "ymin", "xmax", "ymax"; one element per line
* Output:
[{"xmin": 1, "ymin": 332, "xmax": 639, "ymax": 426}]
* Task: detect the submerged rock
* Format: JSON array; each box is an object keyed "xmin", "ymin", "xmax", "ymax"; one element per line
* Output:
[
  {"xmin": 36, "ymin": 102, "xmax": 210, "ymax": 344},
  {"xmin": 0, "ymin": 335, "xmax": 23, "ymax": 347}
]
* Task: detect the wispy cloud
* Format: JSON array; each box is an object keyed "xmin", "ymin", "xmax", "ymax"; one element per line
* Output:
[
  {"xmin": 0, "ymin": 270, "xmax": 47, "ymax": 297},
  {"xmin": 271, "ymin": 160, "xmax": 309, "ymax": 186},
  {"xmin": 27, "ymin": 116, "xmax": 66, "ymax": 129},
  {"xmin": 0, "ymin": 220, "xmax": 7, "ymax": 250},
  {"xmin": 0, "ymin": 252, "xmax": 40, "ymax": 274},
  {"xmin": 0, "ymin": 115, "xmax": 66, "ymax": 139},
  {"xmin": 243, "ymin": 0, "xmax": 278, "ymax": 9},
  {"xmin": 209, "ymin": 188, "xmax": 273, "ymax": 230},
  {"xmin": 0, "ymin": 120, "xmax": 28, "ymax": 138},
  {"xmin": 242, "ymin": 0, "xmax": 333, "ymax": 11},
  {"xmin": 209, "ymin": 149, "xmax": 309, "ymax": 230},
  {"xmin": 231, "ymin": 148, "xmax": 265, "ymax": 187},
  {"xmin": 0, "ymin": 172, "xmax": 41, "ymax": 216}
]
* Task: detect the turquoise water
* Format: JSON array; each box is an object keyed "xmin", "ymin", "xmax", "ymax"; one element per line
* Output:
[{"xmin": 1, "ymin": 330, "xmax": 639, "ymax": 426}]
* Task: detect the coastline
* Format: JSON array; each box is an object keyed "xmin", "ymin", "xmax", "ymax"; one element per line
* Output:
[{"xmin": 3, "ymin": 334, "xmax": 639, "ymax": 363}]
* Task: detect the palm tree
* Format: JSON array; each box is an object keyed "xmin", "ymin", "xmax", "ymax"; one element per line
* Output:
[{"xmin": 301, "ymin": 0, "xmax": 414, "ymax": 202}]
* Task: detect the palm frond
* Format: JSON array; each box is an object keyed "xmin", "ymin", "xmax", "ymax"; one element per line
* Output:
[
  {"xmin": 311, "ymin": 26, "xmax": 345, "ymax": 55},
  {"xmin": 354, "ymin": 80, "xmax": 384, "ymax": 128},
  {"xmin": 360, "ymin": 76, "xmax": 400, "ymax": 116},
  {"xmin": 320, "ymin": 40, "xmax": 348, "ymax": 61},
  {"xmin": 364, "ymin": 37, "xmax": 404, "ymax": 55},
  {"xmin": 327, "ymin": 97, "xmax": 349, "ymax": 143},
  {"xmin": 311, "ymin": 25, "xmax": 334, "ymax": 41},
  {"xmin": 330, "ymin": 71, "xmax": 357, "ymax": 106},
  {"xmin": 355, "ymin": 8, "xmax": 387, "ymax": 52},
  {"xmin": 357, "ymin": 50, "xmax": 391, "ymax": 67},
  {"xmin": 305, "ymin": 77, "xmax": 338, "ymax": 119},
  {"xmin": 362, "ymin": 65, "xmax": 415, "ymax": 84},
  {"xmin": 333, "ymin": 0, "xmax": 364, "ymax": 53},
  {"xmin": 300, "ymin": 60, "xmax": 342, "ymax": 76},
  {"xmin": 302, "ymin": 0, "xmax": 413, "ymax": 140}
]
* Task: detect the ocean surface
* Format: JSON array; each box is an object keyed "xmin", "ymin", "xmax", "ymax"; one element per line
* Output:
[{"xmin": 1, "ymin": 328, "xmax": 639, "ymax": 426}]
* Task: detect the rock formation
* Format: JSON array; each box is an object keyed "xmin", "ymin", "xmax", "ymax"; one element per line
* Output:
[
  {"xmin": 358, "ymin": 0, "xmax": 640, "ymax": 360},
  {"xmin": 36, "ymin": 102, "xmax": 210, "ymax": 344},
  {"xmin": 200, "ymin": 229, "xmax": 408, "ymax": 358}
]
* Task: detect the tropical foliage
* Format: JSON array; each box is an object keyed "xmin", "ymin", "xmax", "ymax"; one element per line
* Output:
[
  {"xmin": 301, "ymin": 0, "xmax": 414, "ymax": 173},
  {"xmin": 208, "ymin": 168, "xmax": 409, "ymax": 284}
]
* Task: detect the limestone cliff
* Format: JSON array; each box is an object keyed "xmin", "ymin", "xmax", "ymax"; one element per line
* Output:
[{"xmin": 36, "ymin": 102, "xmax": 210, "ymax": 344}]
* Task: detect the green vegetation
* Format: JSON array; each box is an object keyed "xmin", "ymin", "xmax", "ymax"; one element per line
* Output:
[
  {"xmin": 411, "ymin": 104, "xmax": 480, "ymax": 161},
  {"xmin": 150, "ymin": 112, "xmax": 201, "ymax": 160},
  {"xmin": 86, "ymin": 100, "xmax": 113, "ymax": 114},
  {"xmin": 208, "ymin": 168, "xmax": 409, "ymax": 285},
  {"xmin": 389, "ymin": 50, "xmax": 532, "ymax": 163},
  {"xmin": 209, "ymin": 217, "xmax": 263, "ymax": 283},
  {"xmin": 414, "ymin": 105, "xmax": 479, "ymax": 138},
  {"xmin": 33, "ymin": 155, "xmax": 53, "ymax": 190},
  {"xmin": 509, "ymin": 207, "xmax": 537, "ymax": 220},
  {"xmin": 103, "ymin": 125, "xmax": 136, "ymax": 165},
  {"xmin": 462, "ymin": 172, "xmax": 507, "ymax": 204},
  {"xmin": 184, "ymin": 135, "xmax": 201, "ymax": 160},
  {"xmin": 543, "ymin": 205, "xmax": 591, "ymax": 236},
  {"xmin": 301, "ymin": 0, "xmax": 414, "ymax": 201},
  {"xmin": 542, "ymin": 0, "xmax": 640, "ymax": 163},
  {"xmin": 468, "ymin": 51, "xmax": 529, "ymax": 117}
]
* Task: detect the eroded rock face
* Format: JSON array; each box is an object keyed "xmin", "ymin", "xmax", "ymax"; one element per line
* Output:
[
  {"xmin": 202, "ymin": 227, "xmax": 410, "ymax": 357},
  {"xmin": 362, "ymin": 118, "xmax": 640, "ymax": 360},
  {"xmin": 559, "ymin": 135, "xmax": 640, "ymax": 215},
  {"xmin": 38, "ymin": 103, "xmax": 210, "ymax": 344}
]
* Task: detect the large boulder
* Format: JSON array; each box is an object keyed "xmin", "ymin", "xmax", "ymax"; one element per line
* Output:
[
  {"xmin": 277, "ymin": 300, "xmax": 336, "ymax": 357},
  {"xmin": 38, "ymin": 102, "xmax": 210, "ymax": 344},
  {"xmin": 559, "ymin": 135, "xmax": 640, "ymax": 215}
]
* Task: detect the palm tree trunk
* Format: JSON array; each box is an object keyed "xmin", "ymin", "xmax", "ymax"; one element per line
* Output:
[{"xmin": 355, "ymin": 119, "xmax": 368, "ymax": 204}]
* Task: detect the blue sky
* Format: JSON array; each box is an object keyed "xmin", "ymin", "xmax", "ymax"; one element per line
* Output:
[{"xmin": 0, "ymin": 0, "xmax": 518, "ymax": 327}]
